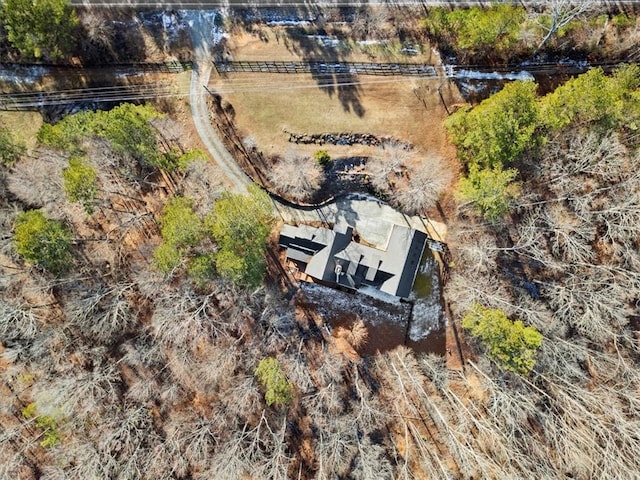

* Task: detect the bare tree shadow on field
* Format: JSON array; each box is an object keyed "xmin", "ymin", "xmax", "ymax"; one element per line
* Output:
[
  {"xmin": 314, "ymin": 72, "xmax": 365, "ymax": 117},
  {"xmin": 283, "ymin": 24, "xmax": 366, "ymax": 117}
]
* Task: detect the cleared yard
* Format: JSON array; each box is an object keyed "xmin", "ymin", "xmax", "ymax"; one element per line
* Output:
[
  {"xmin": 210, "ymin": 24, "xmax": 463, "ymax": 164},
  {"xmin": 210, "ymin": 71, "xmax": 461, "ymax": 161}
]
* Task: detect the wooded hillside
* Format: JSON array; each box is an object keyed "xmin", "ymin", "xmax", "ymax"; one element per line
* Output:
[{"xmin": 1, "ymin": 4, "xmax": 640, "ymax": 480}]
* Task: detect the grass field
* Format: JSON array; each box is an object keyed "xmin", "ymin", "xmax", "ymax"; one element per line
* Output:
[
  {"xmin": 212, "ymin": 25, "xmax": 462, "ymax": 167},
  {"xmin": 225, "ymin": 28, "xmax": 441, "ymax": 64},
  {"xmin": 0, "ymin": 111, "xmax": 43, "ymax": 151},
  {"xmin": 213, "ymin": 72, "xmax": 460, "ymax": 162}
]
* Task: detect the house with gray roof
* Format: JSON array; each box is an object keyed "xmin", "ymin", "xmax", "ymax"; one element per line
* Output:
[{"xmin": 279, "ymin": 223, "xmax": 427, "ymax": 299}]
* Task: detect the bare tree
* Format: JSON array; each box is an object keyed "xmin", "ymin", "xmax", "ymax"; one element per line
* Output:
[
  {"xmin": 79, "ymin": 10, "xmax": 116, "ymax": 54},
  {"xmin": 151, "ymin": 286, "xmax": 224, "ymax": 349},
  {"xmin": 181, "ymin": 159, "xmax": 225, "ymax": 215},
  {"xmin": 544, "ymin": 271, "xmax": 631, "ymax": 343},
  {"xmin": 7, "ymin": 152, "xmax": 66, "ymax": 212},
  {"xmin": 96, "ymin": 403, "xmax": 159, "ymax": 479},
  {"xmin": 249, "ymin": 414, "xmax": 292, "ymax": 480},
  {"xmin": 367, "ymin": 142, "xmax": 410, "ymax": 195},
  {"xmin": 351, "ymin": 436, "xmax": 394, "ymax": 480},
  {"xmin": 0, "ymin": 298, "xmax": 41, "ymax": 342},
  {"xmin": 146, "ymin": 439, "xmax": 189, "ymax": 479},
  {"xmin": 314, "ymin": 416, "xmax": 358, "ymax": 479},
  {"xmin": 351, "ymin": 6, "xmax": 392, "ymax": 40},
  {"xmin": 304, "ymin": 382, "xmax": 345, "ymax": 417},
  {"xmin": 220, "ymin": 374, "xmax": 262, "ymax": 423},
  {"xmin": 347, "ymin": 319, "xmax": 369, "ymax": 349},
  {"xmin": 242, "ymin": 135, "xmax": 258, "ymax": 152},
  {"xmin": 63, "ymin": 282, "xmax": 137, "ymax": 343},
  {"xmin": 352, "ymin": 364, "xmax": 387, "ymax": 432},
  {"xmin": 164, "ymin": 409, "xmax": 221, "ymax": 472},
  {"xmin": 533, "ymin": 0, "xmax": 597, "ymax": 53},
  {"xmin": 268, "ymin": 151, "xmax": 324, "ymax": 203},
  {"xmin": 280, "ymin": 352, "xmax": 314, "ymax": 394},
  {"xmin": 33, "ymin": 359, "xmax": 122, "ymax": 421},
  {"xmin": 204, "ymin": 429, "xmax": 251, "ymax": 480},
  {"xmin": 540, "ymin": 205, "xmax": 595, "ymax": 264},
  {"xmin": 393, "ymin": 156, "xmax": 451, "ymax": 215}
]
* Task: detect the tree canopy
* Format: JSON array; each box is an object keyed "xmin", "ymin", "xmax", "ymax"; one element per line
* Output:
[
  {"xmin": 0, "ymin": 0, "xmax": 78, "ymax": 60},
  {"xmin": 153, "ymin": 187, "xmax": 273, "ymax": 287},
  {"xmin": 22, "ymin": 403, "xmax": 61, "ymax": 448},
  {"xmin": 462, "ymin": 303, "xmax": 543, "ymax": 375},
  {"xmin": 63, "ymin": 157, "xmax": 97, "ymax": 214},
  {"xmin": 38, "ymin": 103, "xmax": 198, "ymax": 171},
  {"xmin": 14, "ymin": 209, "xmax": 72, "ymax": 274},
  {"xmin": 540, "ymin": 65, "xmax": 640, "ymax": 131},
  {"xmin": 153, "ymin": 197, "xmax": 205, "ymax": 274},
  {"xmin": 445, "ymin": 80, "xmax": 539, "ymax": 168},
  {"xmin": 449, "ymin": 65, "xmax": 640, "ymax": 219},
  {"xmin": 254, "ymin": 357, "xmax": 294, "ymax": 407},
  {"xmin": 423, "ymin": 6, "xmax": 525, "ymax": 60},
  {"xmin": 38, "ymin": 104, "xmax": 163, "ymax": 166},
  {"xmin": 456, "ymin": 165, "xmax": 521, "ymax": 221},
  {"xmin": 207, "ymin": 185, "xmax": 274, "ymax": 288}
]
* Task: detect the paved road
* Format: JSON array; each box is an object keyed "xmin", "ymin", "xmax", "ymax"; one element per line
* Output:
[{"xmin": 70, "ymin": 0, "xmax": 629, "ymax": 8}]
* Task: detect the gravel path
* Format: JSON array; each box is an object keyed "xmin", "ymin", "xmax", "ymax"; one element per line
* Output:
[
  {"xmin": 187, "ymin": 10, "xmax": 250, "ymax": 192},
  {"xmin": 190, "ymin": 62, "xmax": 250, "ymax": 192}
]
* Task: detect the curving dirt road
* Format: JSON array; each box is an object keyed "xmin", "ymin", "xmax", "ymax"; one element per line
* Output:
[
  {"xmin": 187, "ymin": 9, "xmax": 250, "ymax": 192},
  {"xmin": 190, "ymin": 62, "xmax": 250, "ymax": 193}
]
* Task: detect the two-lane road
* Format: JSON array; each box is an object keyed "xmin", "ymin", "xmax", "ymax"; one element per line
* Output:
[{"xmin": 70, "ymin": 1, "xmax": 631, "ymax": 8}]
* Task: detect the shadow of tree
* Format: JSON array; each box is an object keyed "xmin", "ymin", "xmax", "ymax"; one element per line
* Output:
[
  {"xmin": 283, "ymin": 25, "xmax": 366, "ymax": 118},
  {"xmin": 74, "ymin": 9, "xmax": 147, "ymax": 65}
]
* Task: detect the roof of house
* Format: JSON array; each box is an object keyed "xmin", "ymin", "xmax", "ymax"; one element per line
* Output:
[{"xmin": 279, "ymin": 223, "xmax": 427, "ymax": 299}]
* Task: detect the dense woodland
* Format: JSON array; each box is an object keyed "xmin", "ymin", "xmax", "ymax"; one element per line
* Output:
[{"xmin": 1, "ymin": 2, "xmax": 640, "ymax": 480}]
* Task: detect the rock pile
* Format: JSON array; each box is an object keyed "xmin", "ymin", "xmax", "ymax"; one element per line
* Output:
[{"xmin": 285, "ymin": 130, "xmax": 413, "ymax": 149}]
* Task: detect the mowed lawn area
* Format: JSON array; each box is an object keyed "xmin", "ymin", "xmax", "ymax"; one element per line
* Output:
[
  {"xmin": 210, "ymin": 26, "xmax": 463, "ymax": 162},
  {"xmin": 210, "ymin": 72, "xmax": 462, "ymax": 161}
]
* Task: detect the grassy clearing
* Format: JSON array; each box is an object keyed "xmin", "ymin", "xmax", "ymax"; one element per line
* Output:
[
  {"xmin": 215, "ymin": 24, "xmax": 462, "ymax": 161},
  {"xmin": 213, "ymin": 71, "xmax": 461, "ymax": 161},
  {"xmin": 0, "ymin": 111, "xmax": 43, "ymax": 151}
]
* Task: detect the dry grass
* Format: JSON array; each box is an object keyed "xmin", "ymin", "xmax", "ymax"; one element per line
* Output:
[
  {"xmin": 226, "ymin": 28, "xmax": 441, "ymax": 64},
  {"xmin": 0, "ymin": 111, "xmax": 43, "ymax": 151},
  {"xmin": 213, "ymin": 24, "xmax": 462, "ymax": 163},
  {"xmin": 212, "ymin": 72, "xmax": 461, "ymax": 161}
]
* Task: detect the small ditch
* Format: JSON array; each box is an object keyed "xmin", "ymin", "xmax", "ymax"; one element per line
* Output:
[{"xmin": 448, "ymin": 56, "xmax": 603, "ymax": 104}]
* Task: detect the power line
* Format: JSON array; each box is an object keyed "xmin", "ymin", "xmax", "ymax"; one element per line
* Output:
[{"xmin": 0, "ymin": 59, "xmax": 634, "ymax": 109}]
